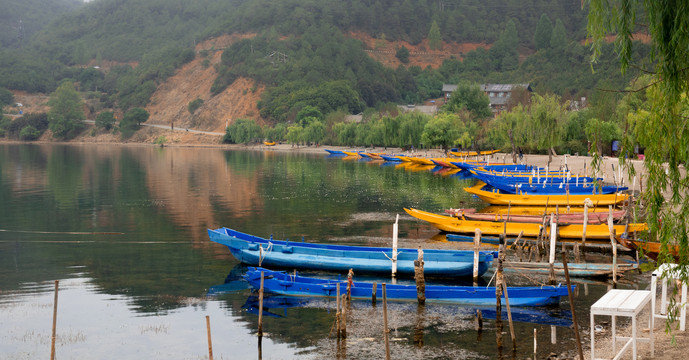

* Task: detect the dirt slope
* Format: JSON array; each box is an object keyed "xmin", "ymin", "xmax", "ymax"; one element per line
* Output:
[{"xmin": 145, "ymin": 34, "xmax": 264, "ymax": 134}]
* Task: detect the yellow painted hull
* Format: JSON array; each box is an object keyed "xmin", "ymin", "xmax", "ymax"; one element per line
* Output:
[
  {"xmin": 408, "ymin": 156, "xmax": 436, "ymax": 165},
  {"xmin": 450, "ymin": 149, "xmax": 500, "ymax": 157},
  {"xmin": 263, "ymin": 141, "xmax": 276, "ymax": 146},
  {"xmin": 464, "ymin": 182, "xmax": 629, "ymax": 206},
  {"xmin": 477, "ymin": 205, "xmax": 617, "ymax": 216},
  {"xmin": 342, "ymin": 151, "xmax": 361, "ymax": 156},
  {"xmin": 404, "ymin": 208, "xmax": 647, "ymax": 239}
]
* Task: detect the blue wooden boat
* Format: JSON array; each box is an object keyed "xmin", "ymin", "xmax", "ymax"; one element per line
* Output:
[
  {"xmin": 471, "ymin": 172, "xmax": 627, "ymax": 195},
  {"xmin": 451, "ymin": 162, "xmax": 540, "ymax": 172},
  {"xmin": 470, "ymin": 169, "xmax": 600, "ymax": 185},
  {"xmin": 244, "ymin": 267, "xmax": 572, "ymax": 306},
  {"xmin": 324, "ymin": 149, "xmax": 345, "ymax": 155},
  {"xmin": 208, "ymin": 227, "xmax": 495, "ymax": 277},
  {"xmin": 380, "ymin": 154, "xmax": 404, "ymax": 162}
]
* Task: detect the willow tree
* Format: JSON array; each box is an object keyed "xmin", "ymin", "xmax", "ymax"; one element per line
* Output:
[{"xmin": 587, "ymin": 0, "xmax": 689, "ymax": 326}]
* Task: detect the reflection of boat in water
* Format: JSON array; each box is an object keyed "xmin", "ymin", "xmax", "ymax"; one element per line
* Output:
[
  {"xmin": 241, "ymin": 294, "xmax": 573, "ymax": 327},
  {"xmin": 206, "ymin": 265, "xmax": 249, "ymax": 297},
  {"xmin": 242, "ymin": 295, "xmax": 572, "ymax": 327},
  {"xmin": 244, "ymin": 267, "xmax": 572, "ymax": 307}
]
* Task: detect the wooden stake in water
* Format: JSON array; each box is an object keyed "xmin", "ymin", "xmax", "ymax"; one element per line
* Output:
[
  {"xmin": 562, "ymin": 252, "xmax": 584, "ymax": 360},
  {"xmin": 414, "ymin": 248, "xmax": 425, "ymax": 305},
  {"xmin": 501, "ymin": 281, "xmax": 517, "ymax": 351},
  {"xmin": 50, "ymin": 280, "xmax": 59, "ymax": 360},
  {"xmin": 549, "ymin": 214, "xmax": 557, "ymax": 285},
  {"xmin": 336, "ymin": 282, "xmax": 341, "ymax": 339},
  {"xmin": 206, "ymin": 315, "xmax": 214, "ymax": 360},
  {"xmin": 495, "ymin": 235, "xmax": 505, "ymax": 351},
  {"xmin": 533, "ymin": 328, "xmax": 537, "ymax": 360},
  {"xmin": 258, "ymin": 272, "xmax": 265, "ymax": 337},
  {"xmin": 383, "ymin": 283, "xmax": 390, "ymax": 360},
  {"xmin": 371, "ymin": 282, "xmax": 377, "ymax": 306},
  {"xmin": 391, "ymin": 214, "xmax": 399, "ymax": 279},
  {"xmin": 341, "ymin": 294, "xmax": 347, "ymax": 339},
  {"xmin": 473, "ymin": 229, "xmax": 482, "ymax": 286},
  {"xmin": 607, "ymin": 207, "xmax": 618, "ymax": 287}
]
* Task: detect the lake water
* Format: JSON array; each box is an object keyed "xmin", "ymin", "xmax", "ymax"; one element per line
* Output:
[{"xmin": 0, "ymin": 143, "xmax": 644, "ymax": 359}]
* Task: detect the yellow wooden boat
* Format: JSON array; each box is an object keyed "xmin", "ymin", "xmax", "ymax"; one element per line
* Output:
[
  {"xmin": 450, "ymin": 149, "xmax": 500, "ymax": 157},
  {"xmin": 464, "ymin": 182, "xmax": 629, "ymax": 206},
  {"xmin": 404, "ymin": 208, "xmax": 647, "ymax": 240},
  {"xmin": 408, "ymin": 156, "xmax": 436, "ymax": 165},
  {"xmin": 263, "ymin": 141, "xmax": 276, "ymax": 146}
]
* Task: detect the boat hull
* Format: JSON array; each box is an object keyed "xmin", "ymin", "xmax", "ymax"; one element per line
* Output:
[
  {"xmin": 208, "ymin": 227, "xmax": 495, "ymax": 277},
  {"xmin": 464, "ymin": 182, "xmax": 630, "ymax": 206},
  {"xmin": 244, "ymin": 267, "xmax": 571, "ymax": 306},
  {"xmin": 405, "ymin": 208, "xmax": 647, "ymax": 239}
]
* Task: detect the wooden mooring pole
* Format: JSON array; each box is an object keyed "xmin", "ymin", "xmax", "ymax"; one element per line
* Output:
[
  {"xmin": 473, "ymin": 229, "xmax": 481, "ymax": 286},
  {"xmin": 562, "ymin": 252, "xmax": 584, "ymax": 359},
  {"xmin": 371, "ymin": 282, "xmax": 377, "ymax": 306},
  {"xmin": 414, "ymin": 248, "xmax": 425, "ymax": 305},
  {"xmin": 549, "ymin": 214, "xmax": 557, "ymax": 285},
  {"xmin": 50, "ymin": 280, "xmax": 59, "ymax": 360},
  {"xmin": 258, "ymin": 272, "xmax": 265, "ymax": 337},
  {"xmin": 206, "ymin": 315, "xmax": 214, "ymax": 360},
  {"xmin": 383, "ymin": 283, "xmax": 391, "ymax": 360},
  {"xmin": 607, "ymin": 206, "xmax": 618, "ymax": 287},
  {"xmin": 495, "ymin": 235, "xmax": 505, "ymax": 352}
]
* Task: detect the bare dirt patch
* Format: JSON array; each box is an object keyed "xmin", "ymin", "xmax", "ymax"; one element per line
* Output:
[{"xmin": 349, "ymin": 31, "xmax": 490, "ymax": 69}]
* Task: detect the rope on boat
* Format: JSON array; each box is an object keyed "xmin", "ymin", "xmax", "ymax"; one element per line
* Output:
[{"xmin": 258, "ymin": 242, "xmax": 274, "ymax": 266}]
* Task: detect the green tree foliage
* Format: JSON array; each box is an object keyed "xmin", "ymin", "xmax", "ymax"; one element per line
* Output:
[
  {"xmin": 442, "ymin": 82, "xmax": 492, "ymax": 119},
  {"xmin": 534, "ymin": 14, "xmax": 553, "ymax": 50},
  {"xmin": 263, "ymin": 122, "xmax": 287, "ymax": 142},
  {"xmin": 549, "ymin": 19, "xmax": 567, "ymax": 51},
  {"xmin": 530, "ymin": 93, "xmax": 567, "ymax": 163},
  {"xmin": 489, "ymin": 19, "xmax": 520, "ymax": 71},
  {"xmin": 95, "ymin": 111, "xmax": 116, "ymax": 131},
  {"xmin": 296, "ymin": 105, "xmax": 323, "ymax": 125},
  {"xmin": 0, "ymin": 87, "xmax": 14, "ymax": 106},
  {"xmin": 428, "ymin": 20, "xmax": 442, "ymax": 50},
  {"xmin": 303, "ymin": 120, "xmax": 326, "ymax": 145},
  {"xmin": 0, "ymin": 0, "xmax": 82, "ymax": 48},
  {"xmin": 421, "ymin": 112, "xmax": 474, "ymax": 150},
  {"xmin": 487, "ymin": 104, "xmax": 530, "ymax": 161},
  {"xmin": 19, "ymin": 126, "xmax": 41, "ymax": 140},
  {"xmin": 2, "ymin": 112, "xmax": 49, "ymax": 140},
  {"xmin": 285, "ymin": 124, "xmax": 304, "ymax": 146},
  {"xmin": 188, "ymin": 98, "xmax": 204, "ymax": 114},
  {"xmin": 224, "ymin": 118, "xmax": 262, "ymax": 144},
  {"xmin": 396, "ymin": 46, "xmax": 410, "ymax": 64},
  {"xmin": 588, "ymin": 0, "xmax": 689, "ymax": 275},
  {"xmin": 119, "ymin": 107, "xmax": 149, "ymax": 138},
  {"xmin": 48, "ymin": 81, "xmax": 85, "ymax": 139},
  {"xmin": 584, "ymin": 117, "xmax": 621, "ymax": 157}
]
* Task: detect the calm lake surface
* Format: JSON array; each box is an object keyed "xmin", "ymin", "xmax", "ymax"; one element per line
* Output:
[{"xmin": 0, "ymin": 143, "xmax": 645, "ymax": 359}]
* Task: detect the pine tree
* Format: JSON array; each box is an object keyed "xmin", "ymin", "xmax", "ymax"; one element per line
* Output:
[{"xmin": 428, "ymin": 20, "xmax": 442, "ymax": 50}]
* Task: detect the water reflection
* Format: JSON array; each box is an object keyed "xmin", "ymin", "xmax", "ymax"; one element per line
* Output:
[{"xmin": 0, "ymin": 144, "xmax": 642, "ymax": 359}]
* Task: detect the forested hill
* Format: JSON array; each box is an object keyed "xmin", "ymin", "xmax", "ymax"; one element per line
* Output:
[
  {"xmin": 0, "ymin": 0, "xmax": 646, "ymax": 126},
  {"xmin": 0, "ymin": 0, "xmax": 83, "ymax": 49}
]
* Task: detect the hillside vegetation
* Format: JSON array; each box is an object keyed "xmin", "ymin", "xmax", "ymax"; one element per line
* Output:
[{"xmin": 1, "ymin": 0, "xmax": 649, "ymax": 151}]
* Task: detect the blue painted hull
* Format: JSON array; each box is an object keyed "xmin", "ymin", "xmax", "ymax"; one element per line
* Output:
[
  {"xmin": 208, "ymin": 227, "xmax": 495, "ymax": 277},
  {"xmin": 380, "ymin": 155, "xmax": 403, "ymax": 162},
  {"xmin": 324, "ymin": 149, "xmax": 345, "ymax": 155},
  {"xmin": 244, "ymin": 267, "xmax": 572, "ymax": 306}
]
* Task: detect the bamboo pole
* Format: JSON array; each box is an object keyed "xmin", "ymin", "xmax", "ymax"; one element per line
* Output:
[
  {"xmin": 562, "ymin": 252, "xmax": 584, "ymax": 359},
  {"xmin": 473, "ymin": 229, "xmax": 481, "ymax": 286},
  {"xmin": 533, "ymin": 328, "xmax": 537, "ymax": 360},
  {"xmin": 206, "ymin": 315, "xmax": 214, "ymax": 360},
  {"xmin": 50, "ymin": 280, "xmax": 59, "ymax": 360},
  {"xmin": 383, "ymin": 283, "xmax": 390, "ymax": 360}
]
